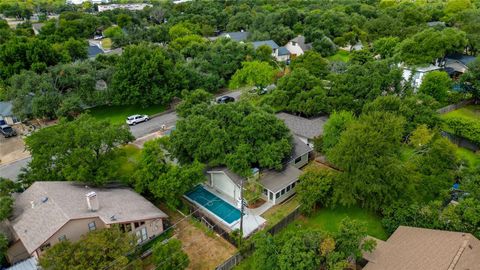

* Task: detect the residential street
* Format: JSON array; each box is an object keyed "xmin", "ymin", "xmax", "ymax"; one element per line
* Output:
[{"xmin": 0, "ymin": 90, "xmax": 243, "ymax": 181}]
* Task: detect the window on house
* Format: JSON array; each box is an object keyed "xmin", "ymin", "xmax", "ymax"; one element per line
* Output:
[
  {"xmin": 276, "ymin": 192, "xmax": 280, "ymax": 199},
  {"xmin": 287, "ymin": 185, "xmax": 291, "ymax": 192},
  {"xmin": 269, "ymin": 191, "xmax": 273, "ymax": 201},
  {"xmin": 292, "ymin": 41, "xmax": 297, "ymax": 46},
  {"xmin": 281, "ymin": 189, "xmax": 286, "ymax": 196},
  {"xmin": 120, "ymin": 223, "xmax": 132, "ymax": 233},
  {"xmin": 136, "ymin": 227, "xmax": 148, "ymax": 243},
  {"xmin": 58, "ymin": 235, "xmax": 67, "ymax": 242},
  {"xmin": 263, "ymin": 188, "xmax": 268, "ymax": 196},
  {"xmin": 292, "ymin": 182, "xmax": 296, "ymax": 188},
  {"xmin": 88, "ymin": 221, "xmax": 96, "ymax": 231},
  {"xmin": 294, "ymin": 157, "xmax": 302, "ymax": 164}
]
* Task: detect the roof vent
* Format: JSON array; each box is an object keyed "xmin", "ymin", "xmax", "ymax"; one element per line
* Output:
[
  {"xmin": 110, "ymin": 215, "xmax": 117, "ymax": 221},
  {"xmin": 86, "ymin": 191, "xmax": 99, "ymax": 212},
  {"xmin": 41, "ymin": 197, "xmax": 48, "ymax": 203}
]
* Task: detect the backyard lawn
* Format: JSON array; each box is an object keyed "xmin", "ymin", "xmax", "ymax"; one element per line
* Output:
[
  {"xmin": 291, "ymin": 206, "xmax": 388, "ymax": 240},
  {"xmin": 441, "ymin": 105, "xmax": 480, "ymax": 121},
  {"xmin": 327, "ymin": 50, "xmax": 351, "ymax": 62},
  {"xmin": 261, "ymin": 197, "xmax": 299, "ymax": 228},
  {"xmin": 88, "ymin": 104, "xmax": 166, "ymax": 125},
  {"xmin": 457, "ymin": 147, "xmax": 480, "ymax": 168}
]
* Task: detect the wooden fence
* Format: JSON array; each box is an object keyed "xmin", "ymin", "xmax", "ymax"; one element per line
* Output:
[
  {"xmin": 436, "ymin": 99, "xmax": 474, "ymax": 114},
  {"xmin": 441, "ymin": 131, "xmax": 479, "ymax": 152},
  {"xmin": 215, "ymin": 207, "xmax": 301, "ymax": 270}
]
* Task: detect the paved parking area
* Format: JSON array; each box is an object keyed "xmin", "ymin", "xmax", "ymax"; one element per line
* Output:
[{"xmin": 0, "ymin": 135, "xmax": 29, "ymax": 165}]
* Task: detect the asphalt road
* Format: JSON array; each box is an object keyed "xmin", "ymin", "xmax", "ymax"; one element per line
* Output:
[{"xmin": 0, "ymin": 90, "xmax": 243, "ymax": 181}]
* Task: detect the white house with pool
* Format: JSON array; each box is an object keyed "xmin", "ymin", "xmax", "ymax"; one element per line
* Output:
[{"xmin": 184, "ymin": 137, "xmax": 311, "ymax": 237}]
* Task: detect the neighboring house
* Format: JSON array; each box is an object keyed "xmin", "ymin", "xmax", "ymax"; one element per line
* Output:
[
  {"xmin": 442, "ymin": 54, "xmax": 477, "ymax": 78},
  {"xmin": 6, "ymin": 182, "xmax": 167, "ymax": 264},
  {"xmin": 427, "ymin": 21, "xmax": 446, "ymax": 28},
  {"xmin": 252, "ymin": 40, "xmax": 290, "ymax": 62},
  {"xmin": 285, "ymin": 35, "xmax": 312, "ymax": 57},
  {"xmin": 276, "ymin": 112, "xmax": 328, "ymax": 148},
  {"xmin": 401, "ymin": 64, "xmax": 441, "ymax": 90},
  {"xmin": 206, "ymin": 165, "xmax": 302, "ymax": 206},
  {"xmin": 31, "ymin": 23, "xmax": 44, "ymax": 35},
  {"xmin": 208, "ymin": 31, "xmax": 250, "ymax": 42},
  {"xmin": 97, "ymin": 4, "xmax": 152, "ymax": 12},
  {"xmin": 0, "ymin": 101, "xmax": 20, "ymax": 125},
  {"xmin": 363, "ymin": 226, "xmax": 480, "ymax": 270},
  {"xmin": 6, "ymin": 257, "xmax": 38, "ymax": 270},
  {"xmin": 205, "ymin": 137, "xmax": 310, "ymax": 206},
  {"xmin": 66, "ymin": 0, "xmax": 110, "ymax": 4}
]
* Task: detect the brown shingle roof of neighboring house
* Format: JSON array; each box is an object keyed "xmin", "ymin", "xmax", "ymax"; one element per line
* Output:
[
  {"xmin": 363, "ymin": 226, "xmax": 480, "ymax": 270},
  {"xmin": 276, "ymin": 112, "xmax": 328, "ymax": 140},
  {"xmin": 10, "ymin": 181, "xmax": 167, "ymax": 254}
]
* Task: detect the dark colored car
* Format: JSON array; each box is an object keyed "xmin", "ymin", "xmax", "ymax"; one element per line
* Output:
[
  {"xmin": 0, "ymin": 125, "xmax": 17, "ymax": 138},
  {"xmin": 217, "ymin": 96, "xmax": 235, "ymax": 104}
]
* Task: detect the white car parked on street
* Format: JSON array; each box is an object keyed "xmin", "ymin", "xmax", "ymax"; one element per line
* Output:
[{"xmin": 126, "ymin": 114, "xmax": 149, "ymax": 125}]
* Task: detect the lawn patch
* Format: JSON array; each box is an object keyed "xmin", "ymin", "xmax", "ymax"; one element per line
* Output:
[
  {"xmin": 88, "ymin": 104, "xmax": 166, "ymax": 125},
  {"xmin": 442, "ymin": 105, "xmax": 480, "ymax": 121},
  {"xmin": 456, "ymin": 147, "xmax": 480, "ymax": 168},
  {"xmin": 261, "ymin": 197, "xmax": 299, "ymax": 228},
  {"xmin": 290, "ymin": 206, "xmax": 388, "ymax": 240},
  {"xmin": 327, "ymin": 50, "xmax": 351, "ymax": 62}
]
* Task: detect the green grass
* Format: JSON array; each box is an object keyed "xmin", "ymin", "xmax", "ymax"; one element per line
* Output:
[
  {"xmin": 327, "ymin": 50, "xmax": 351, "ymax": 62},
  {"xmin": 101, "ymin": 38, "xmax": 112, "ymax": 50},
  {"xmin": 88, "ymin": 104, "xmax": 166, "ymax": 125},
  {"xmin": 261, "ymin": 197, "xmax": 300, "ymax": 228},
  {"xmin": 441, "ymin": 105, "xmax": 480, "ymax": 121},
  {"xmin": 291, "ymin": 206, "xmax": 388, "ymax": 240},
  {"xmin": 457, "ymin": 147, "xmax": 480, "ymax": 168},
  {"xmin": 112, "ymin": 144, "xmax": 142, "ymax": 181}
]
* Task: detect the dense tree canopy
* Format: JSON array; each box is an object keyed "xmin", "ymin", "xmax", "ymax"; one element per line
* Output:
[
  {"xmin": 39, "ymin": 228, "xmax": 135, "ymax": 270},
  {"xmin": 169, "ymin": 100, "xmax": 292, "ymax": 177},
  {"xmin": 22, "ymin": 114, "xmax": 134, "ymax": 185}
]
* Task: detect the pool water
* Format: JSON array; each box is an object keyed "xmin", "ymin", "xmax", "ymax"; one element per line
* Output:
[{"xmin": 185, "ymin": 185, "xmax": 241, "ymax": 224}]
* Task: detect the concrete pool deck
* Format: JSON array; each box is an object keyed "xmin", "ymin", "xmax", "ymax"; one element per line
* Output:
[{"xmin": 199, "ymin": 185, "xmax": 270, "ymax": 237}]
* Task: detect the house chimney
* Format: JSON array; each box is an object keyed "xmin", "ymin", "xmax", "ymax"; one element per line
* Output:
[{"xmin": 86, "ymin": 191, "xmax": 99, "ymax": 212}]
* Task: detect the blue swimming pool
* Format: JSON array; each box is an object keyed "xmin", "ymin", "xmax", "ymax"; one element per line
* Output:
[{"xmin": 185, "ymin": 185, "xmax": 241, "ymax": 225}]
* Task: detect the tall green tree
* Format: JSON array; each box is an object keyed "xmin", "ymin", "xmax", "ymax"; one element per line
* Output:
[
  {"xmin": 297, "ymin": 169, "xmax": 335, "ymax": 215},
  {"xmin": 22, "ymin": 114, "xmax": 134, "ymax": 185},
  {"xmin": 110, "ymin": 43, "xmax": 178, "ymax": 107},
  {"xmin": 229, "ymin": 61, "xmax": 276, "ymax": 90},
  {"xmin": 419, "ymin": 71, "xmax": 451, "ymax": 103},
  {"xmin": 39, "ymin": 228, "xmax": 135, "ymax": 270},
  {"xmin": 322, "ymin": 111, "xmax": 355, "ymax": 154},
  {"xmin": 328, "ymin": 112, "xmax": 412, "ymax": 210}
]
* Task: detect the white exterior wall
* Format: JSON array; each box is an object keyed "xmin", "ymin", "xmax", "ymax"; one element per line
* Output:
[
  {"xmin": 289, "ymin": 153, "xmax": 309, "ymax": 169},
  {"xmin": 210, "ymin": 173, "xmax": 241, "ymax": 202},
  {"xmin": 263, "ymin": 180, "xmax": 298, "ymax": 205},
  {"xmin": 276, "ymin": 54, "xmax": 290, "ymax": 62},
  {"xmin": 285, "ymin": 42, "xmax": 304, "ymax": 56}
]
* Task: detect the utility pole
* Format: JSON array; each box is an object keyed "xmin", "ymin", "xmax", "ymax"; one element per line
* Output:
[{"xmin": 239, "ymin": 178, "xmax": 244, "ymax": 246}]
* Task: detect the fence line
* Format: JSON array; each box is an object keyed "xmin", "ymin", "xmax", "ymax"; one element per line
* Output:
[
  {"xmin": 441, "ymin": 131, "xmax": 479, "ymax": 152},
  {"xmin": 215, "ymin": 206, "xmax": 301, "ymax": 270},
  {"xmin": 436, "ymin": 99, "xmax": 474, "ymax": 114}
]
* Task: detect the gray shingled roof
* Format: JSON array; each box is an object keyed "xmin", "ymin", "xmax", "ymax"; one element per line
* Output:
[
  {"xmin": 363, "ymin": 226, "xmax": 480, "ymax": 270},
  {"xmin": 209, "ymin": 31, "xmax": 250, "ymax": 42},
  {"xmin": 290, "ymin": 136, "xmax": 312, "ymax": 162},
  {"xmin": 260, "ymin": 165, "xmax": 302, "ymax": 193},
  {"xmin": 278, "ymin": 46, "xmax": 290, "ymax": 56},
  {"xmin": 0, "ymin": 101, "xmax": 13, "ymax": 116},
  {"xmin": 290, "ymin": 35, "xmax": 312, "ymax": 52},
  {"xmin": 276, "ymin": 112, "xmax": 328, "ymax": 139},
  {"xmin": 10, "ymin": 182, "xmax": 167, "ymax": 254},
  {"xmin": 252, "ymin": 40, "xmax": 279, "ymax": 50}
]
